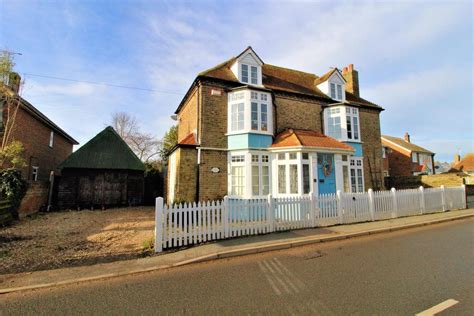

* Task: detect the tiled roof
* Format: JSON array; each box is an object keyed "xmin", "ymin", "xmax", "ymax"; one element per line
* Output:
[
  {"xmin": 450, "ymin": 153, "xmax": 474, "ymax": 173},
  {"xmin": 198, "ymin": 56, "xmax": 381, "ymax": 109},
  {"xmin": 381, "ymin": 135, "xmax": 433, "ymax": 154},
  {"xmin": 271, "ymin": 129, "xmax": 354, "ymax": 152},
  {"xmin": 178, "ymin": 133, "xmax": 198, "ymax": 146}
]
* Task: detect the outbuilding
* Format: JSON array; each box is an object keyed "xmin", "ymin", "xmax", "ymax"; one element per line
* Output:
[{"xmin": 57, "ymin": 126, "xmax": 145, "ymax": 209}]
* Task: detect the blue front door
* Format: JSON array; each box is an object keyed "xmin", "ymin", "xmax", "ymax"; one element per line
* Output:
[{"xmin": 317, "ymin": 154, "xmax": 336, "ymax": 194}]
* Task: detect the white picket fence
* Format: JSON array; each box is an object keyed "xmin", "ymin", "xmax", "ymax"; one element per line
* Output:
[{"xmin": 155, "ymin": 185, "xmax": 467, "ymax": 252}]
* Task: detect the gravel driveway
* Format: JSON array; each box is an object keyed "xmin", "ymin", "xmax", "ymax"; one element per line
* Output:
[{"xmin": 0, "ymin": 207, "xmax": 155, "ymax": 275}]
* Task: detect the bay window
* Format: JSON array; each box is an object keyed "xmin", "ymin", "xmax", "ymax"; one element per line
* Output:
[
  {"xmin": 324, "ymin": 106, "xmax": 361, "ymax": 142},
  {"xmin": 276, "ymin": 152, "xmax": 313, "ymax": 196},
  {"xmin": 228, "ymin": 89, "xmax": 272, "ymax": 134},
  {"xmin": 229, "ymin": 152, "xmax": 271, "ymax": 198}
]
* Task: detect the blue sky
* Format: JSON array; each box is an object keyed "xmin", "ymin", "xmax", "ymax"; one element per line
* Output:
[{"xmin": 1, "ymin": 0, "xmax": 472, "ymax": 162}]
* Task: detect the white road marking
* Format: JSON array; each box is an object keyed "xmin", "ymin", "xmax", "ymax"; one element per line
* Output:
[
  {"xmin": 262, "ymin": 260, "xmax": 291, "ymax": 294},
  {"xmin": 258, "ymin": 261, "xmax": 282, "ymax": 296},
  {"xmin": 416, "ymin": 299, "xmax": 459, "ymax": 316}
]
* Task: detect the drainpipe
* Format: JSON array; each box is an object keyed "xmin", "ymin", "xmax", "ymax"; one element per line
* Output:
[{"xmin": 195, "ymin": 147, "xmax": 201, "ymax": 202}]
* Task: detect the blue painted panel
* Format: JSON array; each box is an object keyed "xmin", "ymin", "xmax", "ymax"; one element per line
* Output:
[
  {"xmin": 228, "ymin": 133, "xmax": 273, "ymax": 150},
  {"xmin": 318, "ymin": 154, "xmax": 336, "ymax": 194},
  {"xmin": 346, "ymin": 142, "xmax": 363, "ymax": 157}
]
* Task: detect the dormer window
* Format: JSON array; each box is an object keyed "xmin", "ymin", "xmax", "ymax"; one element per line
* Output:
[
  {"xmin": 330, "ymin": 83, "xmax": 343, "ymax": 101},
  {"xmin": 317, "ymin": 68, "xmax": 346, "ymax": 102},
  {"xmin": 241, "ymin": 64, "xmax": 249, "ymax": 83},
  {"xmin": 251, "ymin": 66, "xmax": 258, "ymax": 84},
  {"xmin": 231, "ymin": 47, "xmax": 264, "ymax": 86}
]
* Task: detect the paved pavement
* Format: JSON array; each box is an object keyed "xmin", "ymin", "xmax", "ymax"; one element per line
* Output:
[
  {"xmin": 1, "ymin": 218, "xmax": 473, "ymax": 315},
  {"xmin": 1, "ymin": 208, "xmax": 473, "ymax": 294}
]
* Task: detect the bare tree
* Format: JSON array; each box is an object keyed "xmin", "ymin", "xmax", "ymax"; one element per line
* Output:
[
  {"xmin": 0, "ymin": 51, "xmax": 25, "ymax": 169},
  {"xmin": 110, "ymin": 111, "xmax": 161, "ymax": 163}
]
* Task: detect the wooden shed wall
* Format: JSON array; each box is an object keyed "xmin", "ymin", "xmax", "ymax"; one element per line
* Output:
[{"xmin": 57, "ymin": 169, "xmax": 144, "ymax": 209}]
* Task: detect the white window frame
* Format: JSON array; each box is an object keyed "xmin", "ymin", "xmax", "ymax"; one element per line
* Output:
[
  {"xmin": 330, "ymin": 82, "xmax": 344, "ymax": 101},
  {"xmin": 412, "ymin": 152, "xmax": 418, "ymax": 163},
  {"xmin": 227, "ymin": 89, "xmax": 272, "ymax": 135},
  {"xmin": 274, "ymin": 151, "xmax": 313, "ymax": 197},
  {"xmin": 32, "ymin": 166, "xmax": 39, "ymax": 181},
  {"xmin": 324, "ymin": 106, "xmax": 361, "ymax": 142},
  {"xmin": 228, "ymin": 151, "xmax": 271, "ymax": 198},
  {"xmin": 241, "ymin": 64, "xmax": 249, "ymax": 83},
  {"xmin": 49, "ymin": 130, "xmax": 54, "ymax": 148},
  {"xmin": 349, "ymin": 157, "xmax": 364, "ymax": 192}
]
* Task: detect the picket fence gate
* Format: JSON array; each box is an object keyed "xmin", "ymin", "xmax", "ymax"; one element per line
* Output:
[{"xmin": 155, "ymin": 185, "xmax": 467, "ymax": 252}]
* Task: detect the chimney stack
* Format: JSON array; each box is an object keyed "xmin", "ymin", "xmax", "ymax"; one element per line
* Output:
[
  {"xmin": 342, "ymin": 64, "xmax": 359, "ymax": 97},
  {"xmin": 454, "ymin": 154, "xmax": 461, "ymax": 164},
  {"xmin": 404, "ymin": 132, "xmax": 410, "ymax": 143},
  {"xmin": 7, "ymin": 72, "xmax": 21, "ymax": 94}
]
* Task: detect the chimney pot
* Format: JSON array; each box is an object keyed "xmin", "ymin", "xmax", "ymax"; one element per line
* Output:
[
  {"xmin": 342, "ymin": 67, "xmax": 348, "ymax": 74},
  {"xmin": 454, "ymin": 154, "xmax": 461, "ymax": 164},
  {"xmin": 348, "ymin": 64, "xmax": 354, "ymax": 71},
  {"xmin": 404, "ymin": 132, "xmax": 410, "ymax": 143}
]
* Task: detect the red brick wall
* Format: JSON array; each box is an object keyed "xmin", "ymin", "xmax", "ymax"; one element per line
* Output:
[
  {"xmin": 9, "ymin": 106, "xmax": 74, "ymax": 181},
  {"xmin": 382, "ymin": 140, "xmax": 414, "ymax": 177}
]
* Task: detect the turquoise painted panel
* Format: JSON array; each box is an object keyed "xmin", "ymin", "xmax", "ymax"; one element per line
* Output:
[
  {"xmin": 346, "ymin": 142, "xmax": 363, "ymax": 157},
  {"xmin": 228, "ymin": 133, "xmax": 272, "ymax": 150},
  {"xmin": 318, "ymin": 154, "xmax": 336, "ymax": 194},
  {"xmin": 248, "ymin": 134, "xmax": 273, "ymax": 148}
]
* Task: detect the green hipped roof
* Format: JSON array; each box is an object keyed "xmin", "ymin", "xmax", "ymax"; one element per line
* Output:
[{"xmin": 60, "ymin": 126, "xmax": 145, "ymax": 171}]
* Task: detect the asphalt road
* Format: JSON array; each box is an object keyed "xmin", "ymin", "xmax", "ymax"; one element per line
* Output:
[{"xmin": 1, "ymin": 218, "xmax": 473, "ymax": 315}]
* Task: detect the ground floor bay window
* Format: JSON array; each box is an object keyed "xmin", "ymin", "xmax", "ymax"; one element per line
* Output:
[
  {"xmin": 229, "ymin": 151, "xmax": 270, "ymax": 198},
  {"xmin": 340, "ymin": 156, "xmax": 364, "ymax": 193},
  {"xmin": 274, "ymin": 152, "xmax": 312, "ymax": 196}
]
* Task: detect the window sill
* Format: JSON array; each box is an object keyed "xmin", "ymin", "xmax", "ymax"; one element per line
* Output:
[{"xmin": 226, "ymin": 131, "xmax": 273, "ymax": 137}]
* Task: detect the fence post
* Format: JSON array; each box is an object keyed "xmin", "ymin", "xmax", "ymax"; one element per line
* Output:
[
  {"xmin": 267, "ymin": 194, "xmax": 274, "ymax": 233},
  {"xmin": 310, "ymin": 194, "xmax": 316, "ymax": 227},
  {"xmin": 462, "ymin": 184, "xmax": 467, "ymax": 209},
  {"xmin": 336, "ymin": 190, "xmax": 343, "ymax": 224},
  {"xmin": 155, "ymin": 197, "xmax": 164, "ymax": 253},
  {"xmin": 223, "ymin": 196, "xmax": 229, "ymax": 238},
  {"xmin": 419, "ymin": 186, "xmax": 425, "ymax": 215},
  {"xmin": 391, "ymin": 188, "xmax": 398, "ymax": 218},
  {"xmin": 440, "ymin": 185, "xmax": 446, "ymax": 212},
  {"xmin": 368, "ymin": 189, "xmax": 375, "ymax": 221}
]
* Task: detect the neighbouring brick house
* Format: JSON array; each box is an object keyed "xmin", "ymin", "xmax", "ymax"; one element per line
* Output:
[
  {"xmin": 167, "ymin": 47, "xmax": 385, "ymax": 203},
  {"xmin": 449, "ymin": 153, "xmax": 474, "ymax": 175},
  {"xmin": 382, "ymin": 133, "xmax": 435, "ymax": 177},
  {"xmin": 1, "ymin": 73, "xmax": 78, "ymax": 181}
]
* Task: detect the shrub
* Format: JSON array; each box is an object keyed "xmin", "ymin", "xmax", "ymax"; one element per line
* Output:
[
  {"xmin": 142, "ymin": 237, "xmax": 154, "ymax": 252},
  {"xmin": 0, "ymin": 168, "xmax": 27, "ymax": 219}
]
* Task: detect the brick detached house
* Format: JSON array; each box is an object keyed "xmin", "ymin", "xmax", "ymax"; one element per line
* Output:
[
  {"xmin": 449, "ymin": 153, "xmax": 474, "ymax": 175},
  {"xmin": 1, "ymin": 74, "xmax": 78, "ymax": 181},
  {"xmin": 382, "ymin": 133, "xmax": 435, "ymax": 177},
  {"xmin": 167, "ymin": 47, "xmax": 385, "ymax": 203}
]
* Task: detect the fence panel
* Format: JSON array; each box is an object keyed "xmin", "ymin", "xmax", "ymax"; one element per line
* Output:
[
  {"xmin": 423, "ymin": 188, "xmax": 443, "ymax": 214},
  {"xmin": 373, "ymin": 190, "xmax": 394, "ymax": 220},
  {"xmin": 445, "ymin": 187, "xmax": 465, "ymax": 210},
  {"xmin": 396, "ymin": 188, "xmax": 422, "ymax": 217},
  {"xmin": 316, "ymin": 193, "xmax": 339, "ymax": 226},
  {"xmin": 340, "ymin": 192, "xmax": 371, "ymax": 224},
  {"xmin": 274, "ymin": 196, "xmax": 312, "ymax": 231}
]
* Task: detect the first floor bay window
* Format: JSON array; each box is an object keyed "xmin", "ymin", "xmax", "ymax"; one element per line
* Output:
[{"xmin": 228, "ymin": 89, "xmax": 272, "ymax": 134}]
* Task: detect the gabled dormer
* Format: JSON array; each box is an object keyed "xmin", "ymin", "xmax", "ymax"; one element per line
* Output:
[
  {"xmin": 231, "ymin": 47, "xmax": 264, "ymax": 86},
  {"xmin": 316, "ymin": 68, "xmax": 346, "ymax": 102}
]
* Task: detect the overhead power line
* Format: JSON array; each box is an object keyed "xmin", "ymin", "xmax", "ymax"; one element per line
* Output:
[{"xmin": 22, "ymin": 72, "xmax": 185, "ymax": 95}]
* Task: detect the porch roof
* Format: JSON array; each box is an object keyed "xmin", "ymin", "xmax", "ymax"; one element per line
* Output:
[{"xmin": 270, "ymin": 129, "xmax": 355, "ymax": 153}]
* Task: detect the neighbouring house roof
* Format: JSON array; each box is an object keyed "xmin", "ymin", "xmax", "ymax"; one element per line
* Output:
[
  {"xmin": 60, "ymin": 126, "xmax": 145, "ymax": 171},
  {"xmin": 178, "ymin": 133, "xmax": 198, "ymax": 146},
  {"xmin": 270, "ymin": 129, "xmax": 355, "ymax": 152},
  {"xmin": 186, "ymin": 52, "xmax": 381, "ymax": 112},
  {"xmin": 381, "ymin": 135, "xmax": 433, "ymax": 154},
  {"xmin": 14, "ymin": 96, "xmax": 78, "ymax": 144},
  {"xmin": 449, "ymin": 153, "xmax": 474, "ymax": 173}
]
